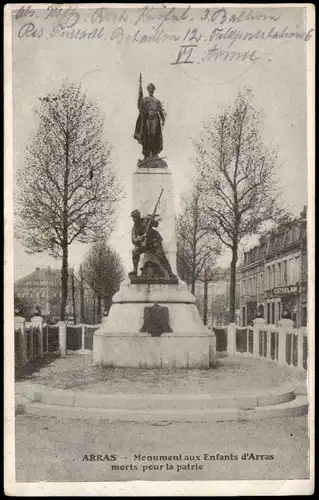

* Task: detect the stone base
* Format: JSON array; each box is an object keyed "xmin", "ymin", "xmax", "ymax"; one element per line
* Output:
[
  {"xmin": 93, "ymin": 280, "xmax": 216, "ymax": 368},
  {"xmin": 129, "ymin": 275, "xmax": 178, "ymax": 285},
  {"xmin": 137, "ymin": 157, "xmax": 167, "ymax": 169}
]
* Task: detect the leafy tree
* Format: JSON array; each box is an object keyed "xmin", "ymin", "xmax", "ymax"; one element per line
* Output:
[
  {"xmin": 14, "ymin": 293, "xmax": 33, "ymax": 320},
  {"xmin": 82, "ymin": 241, "xmax": 125, "ymax": 323},
  {"xmin": 15, "ymin": 83, "xmax": 122, "ymax": 320},
  {"xmin": 194, "ymin": 89, "xmax": 284, "ymax": 322}
]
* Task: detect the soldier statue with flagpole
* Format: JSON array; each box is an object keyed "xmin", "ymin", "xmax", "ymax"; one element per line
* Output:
[{"xmin": 134, "ymin": 74, "xmax": 166, "ymax": 164}]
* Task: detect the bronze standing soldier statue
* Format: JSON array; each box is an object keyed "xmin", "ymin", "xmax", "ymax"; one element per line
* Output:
[{"xmin": 134, "ymin": 74, "xmax": 166, "ymax": 161}]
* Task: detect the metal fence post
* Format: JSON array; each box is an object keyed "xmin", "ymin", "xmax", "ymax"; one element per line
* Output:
[
  {"xmin": 277, "ymin": 318, "xmax": 294, "ymax": 366},
  {"xmin": 14, "ymin": 316, "xmax": 26, "ymax": 366},
  {"xmin": 43, "ymin": 323, "xmax": 48, "ymax": 353},
  {"xmin": 31, "ymin": 315, "xmax": 44, "ymax": 358},
  {"xmin": 30, "ymin": 326, "xmax": 34, "ymax": 360},
  {"xmin": 267, "ymin": 327, "xmax": 272, "ymax": 359},
  {"xmin": 81, "ymin": 323, "xmax": 85, "ymax": 350},
  {"xmin": 298, "ymin": 328, "xmax": 306, "ymax": 370},
  {"xmin": 252, "ymin": 318, "xmax": 265, "ymax": 357}
]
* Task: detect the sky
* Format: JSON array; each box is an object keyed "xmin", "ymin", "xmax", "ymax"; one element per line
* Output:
[{"xmin": 10, "ymin": 4, "xmax": 311, "ymax": 280}]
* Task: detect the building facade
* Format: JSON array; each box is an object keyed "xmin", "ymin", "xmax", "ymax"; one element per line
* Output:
[
  {"xmin": 14, "ymin": 267, "xmax": 95, "ymax": 323},
  {"xmin": 240, "ymin": 207, "xmax": 307, "ymax": 327}
]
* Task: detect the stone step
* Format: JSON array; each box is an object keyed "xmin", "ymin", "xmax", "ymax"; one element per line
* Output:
[
  {"xmin": 16, "ymin": 396, "xmax": 308, "ymax": 423},
  {"xmin": 16, "ymin": 384, "xmax": 299, "ymax": 411}
]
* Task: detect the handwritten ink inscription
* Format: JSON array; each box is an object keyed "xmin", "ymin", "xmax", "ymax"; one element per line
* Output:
[{"xmin": 13, "ymin": 5, "xmax": 315, "ymax": 66}]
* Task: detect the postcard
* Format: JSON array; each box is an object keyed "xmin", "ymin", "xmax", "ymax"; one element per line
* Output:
[{"xmin": 4, "ymin": 3, "xmax": 314, "ymax": 496}]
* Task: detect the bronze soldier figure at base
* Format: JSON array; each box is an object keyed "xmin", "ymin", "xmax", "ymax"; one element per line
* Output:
[{"xmin": 129, "ymin": 209, "xmax": 177, "ymax": 281}]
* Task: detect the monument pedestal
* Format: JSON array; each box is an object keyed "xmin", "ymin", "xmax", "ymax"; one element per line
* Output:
[
  {"xmin": 133, "ymin": 165, "xmax": 177, "ymax": 274},
  {"xmin": 93, "ymin": 160, "xmax": 216, "ymax": 369},
  {"xmin": 93, "ymin": 280, "xmax": 216, "ymax": 368}
]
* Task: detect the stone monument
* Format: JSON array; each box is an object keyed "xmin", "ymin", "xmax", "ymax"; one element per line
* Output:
[{"xmin": 93, "ymin": 75, "xmax": 216, "ymax": 368}]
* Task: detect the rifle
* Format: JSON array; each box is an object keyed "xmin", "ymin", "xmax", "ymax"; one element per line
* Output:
[{"xmin": 142, "ymin": 189, "xmax": 164, "ymax": 243}]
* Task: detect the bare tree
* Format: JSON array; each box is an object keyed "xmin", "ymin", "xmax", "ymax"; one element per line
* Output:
[
  {"xmin": 15, "ymin": 83, "xmax": 122, "ymax": 320},
  {"xmin": 176, "ymin": 183, "xmax": 221, "ymax": 297},
  {"xmin": 194, "ymin": 89, "xmax": 285, "ymax": 322},
  {"xmin": 82, "ymin": 241, "xmax": 125, "ymax": 323}
]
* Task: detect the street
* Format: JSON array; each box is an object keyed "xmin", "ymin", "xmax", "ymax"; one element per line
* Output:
[{"xmin": 15, "ymin": 414, "xmax": 309, "ymax": 482}]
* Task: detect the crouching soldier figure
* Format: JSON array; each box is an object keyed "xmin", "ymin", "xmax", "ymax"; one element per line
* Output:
[{"xmin": 129, "ymin": 209, "xmax": 177, "ymax": 280}]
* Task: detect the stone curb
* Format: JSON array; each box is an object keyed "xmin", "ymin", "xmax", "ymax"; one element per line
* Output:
[
  {"xmin": 16, "ymin": 396, "xmax": 308, "ymax": 422},
  {"xmin": 15, "ymin": 382, "xmax": 306, "ymax": 412}
]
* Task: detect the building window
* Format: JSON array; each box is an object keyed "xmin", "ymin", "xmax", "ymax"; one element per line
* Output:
[
  {"xmin": 302, "ymin": 306, "xmax": 307, "ymax": 327},
  {"xmin": 287, "ymin": 260, "xmax": 291, "ymax": 284},
  {"xmin": 271, "ymin": 302, "xmax": 275, "ymax": 324},
  {"xmin": 242, "ymin": 306, "xmax": 246, "ymax": 327},
  {"xmin": 283, "ymin": 260, "xmax": 288, "ymax": 284},
  {"xmin": 295, "ymin": 256, "xmax": 300, "ymax": 283},
  {"xmin": 287, "ymin": 229, "xmax": 293, "ymax": 244},
  {"xmin": 277, "ymin": 262, "xmax": 281, "ymax": 286},
  {"xmin": 278, "ymin": 302, "xmax": 281, "ymax": 321},
  {"xmin": 268, "ymin": 267, "xmax": 272, "ymax": 289},
  {"xmin": 289, "ymin": 259, "xmax": 295, "ymax": 285},
  {"xmin": 274, "ymin": 302, "xmax": 278, "ymax": 323},
  {"xmin": 260, "ymin": 273, "xmax": 263, "ymax": 293},
  {"xmin": 274, "ymin": 265, "xmax": 277, "ymax": 286},
  {"xmin": 294, "ymin": 226, "xmax": 300, "ymax": 241},
  {"xmin": 267, "ymin": 302, "xmax": 271, "ymax": 325}
]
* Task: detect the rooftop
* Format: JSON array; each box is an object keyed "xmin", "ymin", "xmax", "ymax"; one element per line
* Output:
[
  {"xmin": 242, "ymin": 208, "xmax": 307, "ymax": 267},
  {"xmin": 15, "ymin": 267, "xmax": 80, "ymax": 287}
]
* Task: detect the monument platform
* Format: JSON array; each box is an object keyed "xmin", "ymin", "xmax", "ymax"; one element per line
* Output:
[{"xmin": 93, "ymin": 280, "xmax": 216, "ymax": 368}]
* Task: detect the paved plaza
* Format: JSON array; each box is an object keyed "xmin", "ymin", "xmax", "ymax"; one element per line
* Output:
[
  {"xmin": 17, "ymin": 352, "xmax": 306, "ymax": 393},
  {"xmin": 15, "ymin": 413, "xmax": 309, "ymax": 482},
  {"xmin": 14, "ymin": 352, "xmax": 310, "ymax": 482}
]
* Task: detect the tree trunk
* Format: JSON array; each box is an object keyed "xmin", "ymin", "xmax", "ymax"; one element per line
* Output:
[
  {"xmin": 191, "ymin": 277, "xmax": 196, "ymax": 295},
  {"xmin": 72, "ymin": 268, "xmax": 76, "ymax": 324},
  {"xmin": 203, "ymin": 271, "xmax": 208, "ymax": 326},
  {"xmin": 60, "ymin": 128, "xmax": 69, "ymax": 322},
  {"xmin": 191, "ymin": 242, "xmax": 196, "ymax": 295},
  {"xmin": 93, "ymin": 295, "xmax": 96, "ymax": 324},
  {"xmin": 229, "ymin": 241, "xmax": 238, "ymax": 323},
  {"xmin": 60, "ymin": 244, "xmax": 68, "ymax": 321},
  {"xmin": 97, "ymin": 295, "xmax": 102, "ymax": 324},
  {"xmin": 80, "ymin": 265, "xmax": 85, "ymax": 324}
]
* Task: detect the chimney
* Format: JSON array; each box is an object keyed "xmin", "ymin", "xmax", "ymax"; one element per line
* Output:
[{"xmin": 300, "ymin": 205, "xmax": 307, "ymax": 220}]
